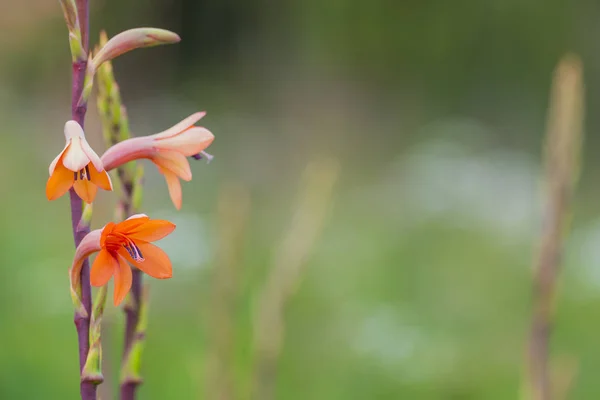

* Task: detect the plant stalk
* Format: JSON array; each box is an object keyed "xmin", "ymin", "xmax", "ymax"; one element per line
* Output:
[
  {"xmin": 69, "ymin": 1, "xmax": 97, "ymax": 399},
  {"xmin": 121, "ymin": 284, "xmax": 149, "ymax": 399}
]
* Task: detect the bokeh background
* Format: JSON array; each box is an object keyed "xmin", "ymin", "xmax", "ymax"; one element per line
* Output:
[{"xmin": 1, "ymin": 0, "xmax": 600, "ymax": 398}]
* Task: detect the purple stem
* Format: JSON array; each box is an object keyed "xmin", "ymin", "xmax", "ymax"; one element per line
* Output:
[
  {"xmin": 123, "ymin": 270, "xmax": 142, "ymax": 352},
  {"xmin": 121, "ymin": 384, "xmax": 137, "ymax": 400},
  {"xmin": 70, "ymin": 1, "xmax": 96, "ymax": 399},
  {"xmin": 121, "ymin": 269, "xmax": 142, "ymax": 400}
]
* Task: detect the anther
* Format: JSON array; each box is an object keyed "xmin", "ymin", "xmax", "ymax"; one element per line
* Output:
[
  {"xmin": 85, "ymin": 165, "xmax": 90, "ymax": 180},
  {"xmin": 124, "ymin": 244, "xmax": 136, "ymax": 259},
  {"xmin": 123, "ymin": 242, "xmax": 145, "ymax": 262},
  {"xmin": 74, "ymin": 171, "xmax": 78, "ymax": 181},
  {"xmin": 79, "ymin": 169, "xmax": 84, "ymax": 180},
  {"xmin": 132, "ymin": 242, "xmax": 144, "ymax": 259},
  {"xmin": 191, "ymin": 151, "xmax": 214, "ymax": 163}
]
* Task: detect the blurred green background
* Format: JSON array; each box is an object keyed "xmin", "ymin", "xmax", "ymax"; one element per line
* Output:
[{"xmin": 1, "ymin": 0, "xmax": 599, "ymax": 398}]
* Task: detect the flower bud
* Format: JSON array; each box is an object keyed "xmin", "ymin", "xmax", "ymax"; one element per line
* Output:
[
  {"xmin": 59, "ymin": 0, "xmax": 79, "ymax": 34},
  {"xmin": 92, "ymin": 28, "xmax": 181, "ymax": 70}
]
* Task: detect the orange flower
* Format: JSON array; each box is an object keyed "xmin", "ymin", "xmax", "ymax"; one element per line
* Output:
[
  {"xmin": 46, "ymin": 120, "xmax": 113, "ymax": 203},
  {"xmin": 101, "ymin": 112, "xmax": 214, "ymax": 209},
  {"xmin": 70, "ymin": 214, "xmax": 175, "ymax": 306}
]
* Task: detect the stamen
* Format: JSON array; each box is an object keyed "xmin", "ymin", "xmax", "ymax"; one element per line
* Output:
[
  {"xmin": 79, "ymin": 169, "xmax": 84, "ymax": 180},
  {"xmin": 85, "ymin": 165, "xmax": 90, "ymax": 180},
  {"xmin": 191, "ymin": 151, "xmax": 214, "ymax": 164},
  {"xmin": 123, "ymin": 241, "xmax": 145, "ymax": 262},
  {"xmin": 74, "ymin": 171, "xmax": 78, "ymax": 181},
  {"xmin": 132, "ymin": 242, "xmax": 144, "ymax": 260},
  {"xmin": 124, "ymin": 244, "xmax": 136, "ymax": 258}
]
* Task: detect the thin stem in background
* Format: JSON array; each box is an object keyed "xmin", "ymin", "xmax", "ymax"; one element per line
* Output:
[
  {"xmin": 120, "ymin": 269, "xmax": 143, "ymax": 399},
  {"xmin": 119, "ymin": 283, "xmax": 149, "ymax": 399},
  {"xmin": 205, "ymin": 184, "xmax": 251, "ymax": 400},
  {"xmin": 526, "ymin": 54, "xmax": 584, "ymax": 400},
  {"xmin": 251, "ymin": 159, "xmax": 339, "ymax": 400},
  {"xmin": 98, "ymin": 317, "xmax": 115, "ymax": 400}
]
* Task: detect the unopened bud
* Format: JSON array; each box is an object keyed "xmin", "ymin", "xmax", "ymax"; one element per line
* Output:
[
  {"xmin": 59, "ymin": 0, "xmax": 79, "ymax": 34},
  {"xmin": 82, "ymin": 285, "xmax": 107, "ymax": 384},
  {"xmin": 92, "ymin": 28, "xmax": 181, "ymax": 70},
  {"xmin": 77, "ymin": 203, "xmax": 93, "ymax": 233},
  {"xmin": 99, "ymin": 30, "xmax": 109, "ymax": 47},
  {"xmin": 78, "ymin": 54, "xmax": 95, "ymax": 106}
]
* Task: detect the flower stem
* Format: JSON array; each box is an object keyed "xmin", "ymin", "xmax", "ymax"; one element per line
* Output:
[
  {"xmin": 121, "ymin": 283, "xmax": 149, "ymax": 399},
  {"xmin": 69, "ymin": 1, "xmax": 98, "ymax": 399},
  {"xmin": 123, "ymin": 268, "xmax": 142, "ymax": 362}
]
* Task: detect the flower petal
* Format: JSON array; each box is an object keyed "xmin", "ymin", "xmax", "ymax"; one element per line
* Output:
[
  {"xmin": 154, "ymin": 127, "xmax": 214, "ymax": 157},
  {"xmin": 152, "ymin": 112, "xmax": 206, "ymax": 139},
  {"xmin": 119, "ymin": 241, "xmax": 172, "ymax": 279},
  {"xmin": 152, "ymin": 151, "xmax": 192, "ymax": 181},
  {"xmin": 113, "ymin": 255, "xmax": 133, "ymax": 306},
  {"xmin": 115, "ymin": 215, "xmax": 150, "ymax": 234},
  {"xmin": 70, "ymin": 229, "xmax": 102, "ymax": 295},
  {"xmin": 161, "ymin": 168, "xmax": 182, "ymax": 210},
  {"xmin": 46, "ymin": 163, "xmax": 74, "ymax": 200},
  {"xmin": 64, "ymin": 120, "xmax": 85, "ymax": 140},
  {"xmin": 80, "ymin": 137, "xmax": 105, "ymax": 172},
  {"xmin": 100, "ymin": 136, "xmax": 154, "ymax": 172},
  {"xmin": 89, "ymin": 166, "xmax": 113, "ymax": 191},
  {"xmin": 100, "ymin": 222, "xmax": 117, "ymax": 247},
  {"xmin": 63, "ymin": 136, "xmax": 91, "ymax": 171},
  {"xmin": 127, "ymin": 214, "xmax": 149, "ymax": 221},
  {"xmin": 49, "ymin": 142, "xmax": 70, "ymax": 175},
  {"xmin": 73, "ymin": 178, "xmax": 98, "ymax": 204},
  {"xmin": 126, "ymin": 220, "xmax": 176, "ymax": 242},
  {"xmin": 90, "ymin": 249, "xmax": 117, "ymax": 287}
]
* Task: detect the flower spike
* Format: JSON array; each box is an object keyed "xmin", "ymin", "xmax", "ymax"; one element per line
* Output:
[
  {"xmin": 46, "ymin": 120, "xmax": 113, "ymax": 203},
  {"xmin": 101, "ymin": 112, "xmax": 214, "ymax": 209},
  {"xmin": 70, "ymin": 215, "xmax": 176, "ymax": 306}
]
